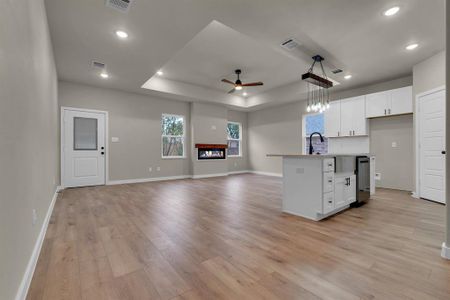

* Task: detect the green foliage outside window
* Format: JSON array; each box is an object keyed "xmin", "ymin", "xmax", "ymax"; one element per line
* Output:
[{"xmin": 162, "ymin": 115, "xmax": 184, "ymax": 157}]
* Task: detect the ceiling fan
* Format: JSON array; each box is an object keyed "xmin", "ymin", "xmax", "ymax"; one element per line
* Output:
[{"xmin": 221, "ymin": 69, "xmax": 263, "ymax": 94}]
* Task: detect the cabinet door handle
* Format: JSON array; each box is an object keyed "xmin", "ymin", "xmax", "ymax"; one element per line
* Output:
[
  {"xmin": 349, "ymin": 130, "xmax": 352, "ymax": 136},
  {"xmin": 328, "ymin": 200, "xmax": 333, "ymax": 204},
  {"xmin": 338, "ymin": 131, "xmax": 340, "ymax": 137},
  {"xmin": 384, "ymin": 109, "xmax": 386, "ymax": 115},
  {"xmin": 388, "ymin": 108, "xmax": 391, "ymax": 115},
  {"xmin": 353, "ymin": 130, "xmax": 355, "ymax": 136}
]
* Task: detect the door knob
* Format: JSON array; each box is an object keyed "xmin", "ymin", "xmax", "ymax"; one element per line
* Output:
[
  {"xmin": 101, "ymin": 152, "xmax": 105, "ymax": 155},
  {"xmin": 442, "ymin": 151, "xmax": 446, "ymax": 154}
]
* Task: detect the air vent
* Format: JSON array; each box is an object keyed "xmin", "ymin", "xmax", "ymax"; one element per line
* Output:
[
  {"xmin": 331, "ymin": 69, "xmax": 343, "ymax": 74},
  {"xmin": 280, "ymin": 38, "xmax": 301, "ymax": 51},
  {"xmin": 92, "ymin": 61, "xmax": 106, "ymax": 69},
  {"xmin": 105, "ymin": 0, "xmax": 132, "ymax": 13}
]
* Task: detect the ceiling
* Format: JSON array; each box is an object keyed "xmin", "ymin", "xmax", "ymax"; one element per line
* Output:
[{"xmin": 45, "ymin": 0, "xmax": 445, "ymax": 111}]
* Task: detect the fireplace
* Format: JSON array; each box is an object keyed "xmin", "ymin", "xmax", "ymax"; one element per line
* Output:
[{"xmin": 195, "ymin": 144, "xmax": 227, "ymax": 160}]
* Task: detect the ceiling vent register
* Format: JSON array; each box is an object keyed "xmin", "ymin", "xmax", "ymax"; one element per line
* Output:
[
  {"xmin": 280, "ymin": 38, "xmax": 301, "ymax": 51},
  {"xmin": 105, "ymin": 0, "xmax": 132, "ymax": 13}
]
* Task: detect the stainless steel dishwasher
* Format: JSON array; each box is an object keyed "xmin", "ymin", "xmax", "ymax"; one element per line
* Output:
[{"xmin": 352, "ymin": 156, "xmax": 370, "ymax": 207}]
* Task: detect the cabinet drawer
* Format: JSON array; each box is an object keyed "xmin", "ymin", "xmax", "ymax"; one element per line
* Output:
[
  {"xmin": 323, "ymin": 173, "xmax": 334, "ymax": 193},
  {"xmin": 323, "ymin": 159, "xmax": 335, "ymax": 173},
  {"xmin": 323, "ymin": 192, "xmax": 334, "ymax": 214}
]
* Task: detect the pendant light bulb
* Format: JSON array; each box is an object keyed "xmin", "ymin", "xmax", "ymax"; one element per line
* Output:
[
  {"xmin": 307, "ymin": 105, "xmax": 311, "ymax": 113},
  {"xmin": 326, "ymin": 103, "xmax": 330, "ymax": 109}
]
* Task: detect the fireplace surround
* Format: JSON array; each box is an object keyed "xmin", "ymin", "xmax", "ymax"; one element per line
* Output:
[{"xmin": 195, "ymin": 144, "xmax": 227, "ymax": 160}]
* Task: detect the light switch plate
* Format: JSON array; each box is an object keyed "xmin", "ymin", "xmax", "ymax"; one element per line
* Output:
[
  {"xmin": 375, "ymin": 173, "xmax": 381, "ymax": 181},
  {"xmin": 392, "ymin": 142, "xmax": 397, "ymax": 148},
  {"xmin": 111, "ymin": 137, "xmax": 119, "ymax": 143}
]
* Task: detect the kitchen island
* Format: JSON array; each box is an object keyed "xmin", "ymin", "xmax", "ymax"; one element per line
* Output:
[{"xmin": 267, "ymin": 154, "xmax": 375, "ymax": 221}]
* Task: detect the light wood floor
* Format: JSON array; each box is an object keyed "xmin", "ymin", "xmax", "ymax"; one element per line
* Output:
[{"xmin": 27, "ymin": 174, "xmax": 450, "ymax": 300}]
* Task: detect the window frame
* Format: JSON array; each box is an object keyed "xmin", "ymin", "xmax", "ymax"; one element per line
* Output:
[
  {"xmin": 161, "ymin": 113, "xmax": 186, "ymax": 159},
  {"xmin": 302, "ymin": 112, "xmax": 328, "ymax": 155},
  {"xmin": 227, "ymin": 121, "xmax": 242, "ymax": 158}
]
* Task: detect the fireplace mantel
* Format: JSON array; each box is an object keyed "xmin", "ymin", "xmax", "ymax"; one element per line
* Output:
[{"xmin": 195, "ymin": 144, "xmax": 228, "ymax": 149}]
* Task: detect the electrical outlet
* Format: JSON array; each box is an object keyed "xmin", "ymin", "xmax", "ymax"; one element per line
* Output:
[
  {"xmin": 392, "ymin": 141, "xmax": 397, "ymax": 148},
  {"xmin": 375, "ymin": 173, "xmax": 381, "ymax": 181},
  {"xmin": 32, "ymin": 209, "xmax": 37, "ymax": 226},
  {"xmin": 211, "ymin": 125, "xmax": 216, "ymax": 130},
  {"xmin": 148, "ymin": 167, "xmax": 152, "ymax": 172},
  {"xmin": 156, "ymin": 167, "xmax": 161, "ymax": 171}
]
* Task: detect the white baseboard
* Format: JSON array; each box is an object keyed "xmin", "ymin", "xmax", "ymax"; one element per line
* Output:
[
  {"xmin": 442, "ymin": 242, "xmax": 450, "ymax": 259},
  {"xmin": 192, "ymin": 173, "xmax": 229, "ymax": 179},
  {"xmin": 16, "ymin": 187, "xmax": 59, "ymax": 300},
  {"xmin": 227, "ymin": 170, "xmax": 251, "ymax": 175},
  {"xmin": 107, "ymin": 175, "xmax": 192, "ymax": 185},
  {"xmin": 411, "ymin": 192, "xmax": 419, "ymax": 199},
  {"xmin": 250, "ymin": 170, "xmax": 283, "ymax": 177}
]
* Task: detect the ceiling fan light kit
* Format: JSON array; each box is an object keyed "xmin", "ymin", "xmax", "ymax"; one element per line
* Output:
[
  {"xmin": 222, "ymin": 69, "xmax": 263, "ymax": 94},
  {"xmin": 303, "ymin": 55, "xmax": 333, "ymax": 113}
]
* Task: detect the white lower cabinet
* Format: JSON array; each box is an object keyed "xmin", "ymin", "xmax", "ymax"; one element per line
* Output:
[
  {"xmin": 323, "ymin": 192, "xmax": 335, "ymax": 214},
  {"xmin": 334, "ymin": 174, "xmax": 356, "ymax": 208}
]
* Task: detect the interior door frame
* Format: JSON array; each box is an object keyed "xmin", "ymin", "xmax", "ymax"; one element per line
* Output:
[
  {"xmin": 61, "ymin": 106, "xmax": 109, "ymax": 189},
  {"xmin": 414, "ymin": 86, "xmax": 446, "ymax": 200}
]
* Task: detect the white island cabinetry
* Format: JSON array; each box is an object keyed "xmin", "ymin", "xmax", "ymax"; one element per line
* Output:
[{"xmin": 277, "ymin": 155, "xmax": 357, "ymax": 221}]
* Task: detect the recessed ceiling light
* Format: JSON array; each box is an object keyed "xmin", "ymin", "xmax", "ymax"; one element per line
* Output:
[
  {"xmin": 384, "ymin": 6, "xmax": 400, "ymax": 16},
  {"xmin": 100, "ymin": 72, "xmax": 109, "ymax": 79},
  {"xmin": 243, "ymin": 92, "xmax": 248, "ymax": 96},
  {"xmin": 344, "ymin": 75, "xmax": 352, "ymax": 80},
  {"xmin": 115, "ymin": 30, "xmax": 128, "ymax": 39},
  {"xmin": 406, "ymin": 43, "xmax": 419, "ymax": 50},
  {"xmin": 156, "ymin": 70, "xmax": 163, "ymax": 76}
]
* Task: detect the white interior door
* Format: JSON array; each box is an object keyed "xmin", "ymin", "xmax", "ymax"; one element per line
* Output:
[
  {"xmin": 62, "ymin": 108, "xmax": 106, "ymax": 187},
  {"xmin": 419, "ymin": 89, "xmax": 446, "ymax": 203}
]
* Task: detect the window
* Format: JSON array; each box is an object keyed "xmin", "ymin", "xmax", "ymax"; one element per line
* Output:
[
  {"xmin": 227, "ymin": 122, "xmax": 242, "ymax": 157},
  {"xmin": 303, "ymin": 113, "xmax": 328, "ymax": 154},
  {"xmin": 161, "ymin": 114, "xmax": 185, "ymax": 158}
]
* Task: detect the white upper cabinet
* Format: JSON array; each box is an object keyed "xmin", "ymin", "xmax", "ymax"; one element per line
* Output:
[
  {"xmin": 390, "ymin": 86, "xmax": 413, "ymax": 115},
  {"xmin": 340, "ymin": 96, "xmax": 367, "ymax": 136},
  {"xmin": 325, "ymin": 96, "xmax": 367, "ymax": 138},
  {"xmin": 324, "ymin": 101, "xmax": 341, "ymax": 137},
  {"xmin": 366, "ymin": 91, "xmax": 390, "ymax": 118},
  {"xmin": 365, "ymin": 86, "xmax": 413, "ymax": 118}
]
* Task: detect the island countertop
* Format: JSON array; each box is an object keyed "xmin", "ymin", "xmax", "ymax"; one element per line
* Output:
[{"xmin": 267, "ymin": 153, "xmax": 372, "ymax": 158}]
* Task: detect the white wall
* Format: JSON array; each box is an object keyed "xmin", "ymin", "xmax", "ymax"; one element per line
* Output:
[
  {"xmin": 59, "ymin": 81, "xmax": 249, "ymax": 181},
  {"xmin": 0, "ymin": 0, "xmax": 58, "ymax": 299},
  {"xmin": 227, "ymin": 110, "xmax": 249, "ymax": 172},
  {"xmin": 413, "ymin": 51, "xmax": 446, "ymax": 96},
  {"xmin": 191, "ymin": 102, "xmax": 228, "ymax": 177},
  {"xmin": 370, "ymin": 115, "xmax": 414, "ymax": 191},
  {"xmin": 59, "ymin": 81, "xmax": 192, "ymax": 181},
  {"xmin": 248, "ymin": 101, "xmax": 305, "ymax": 175}
]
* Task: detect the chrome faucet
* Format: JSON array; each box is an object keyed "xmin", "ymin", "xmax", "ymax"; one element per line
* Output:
[{"xmin": 309, "ymin": 132, "xmax": 324, "ymax": 155}]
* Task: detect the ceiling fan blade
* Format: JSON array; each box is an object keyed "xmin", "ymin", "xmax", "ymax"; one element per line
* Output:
[
  {"xmin": 242, "ymin": 82, "xmax": 264, "ymax": 87},
  {"xmin": 221, "ymin": 79, "xmax": 236, "ymax": 85},
  {"xmin": 227, "ymin": 88, "xmax": 236, "ymax": 94}
]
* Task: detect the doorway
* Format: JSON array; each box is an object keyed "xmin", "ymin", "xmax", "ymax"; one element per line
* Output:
[
  {"xmin": 416, "ymin": 88, "xmax": 446, "ymax": 203},
  {"xmin": 61, "ymin": 107, "xmax": 108, "ymax": 188}
]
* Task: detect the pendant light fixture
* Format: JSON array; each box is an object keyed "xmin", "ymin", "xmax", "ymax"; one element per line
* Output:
[{"xmin": 302, "ymin": 55, "xmax": 333, "ymax": 113}]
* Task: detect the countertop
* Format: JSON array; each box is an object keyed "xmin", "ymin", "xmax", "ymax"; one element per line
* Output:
[{"xmin": 266, "ymin": 153, "xmax": 373, "ymax": 158}]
